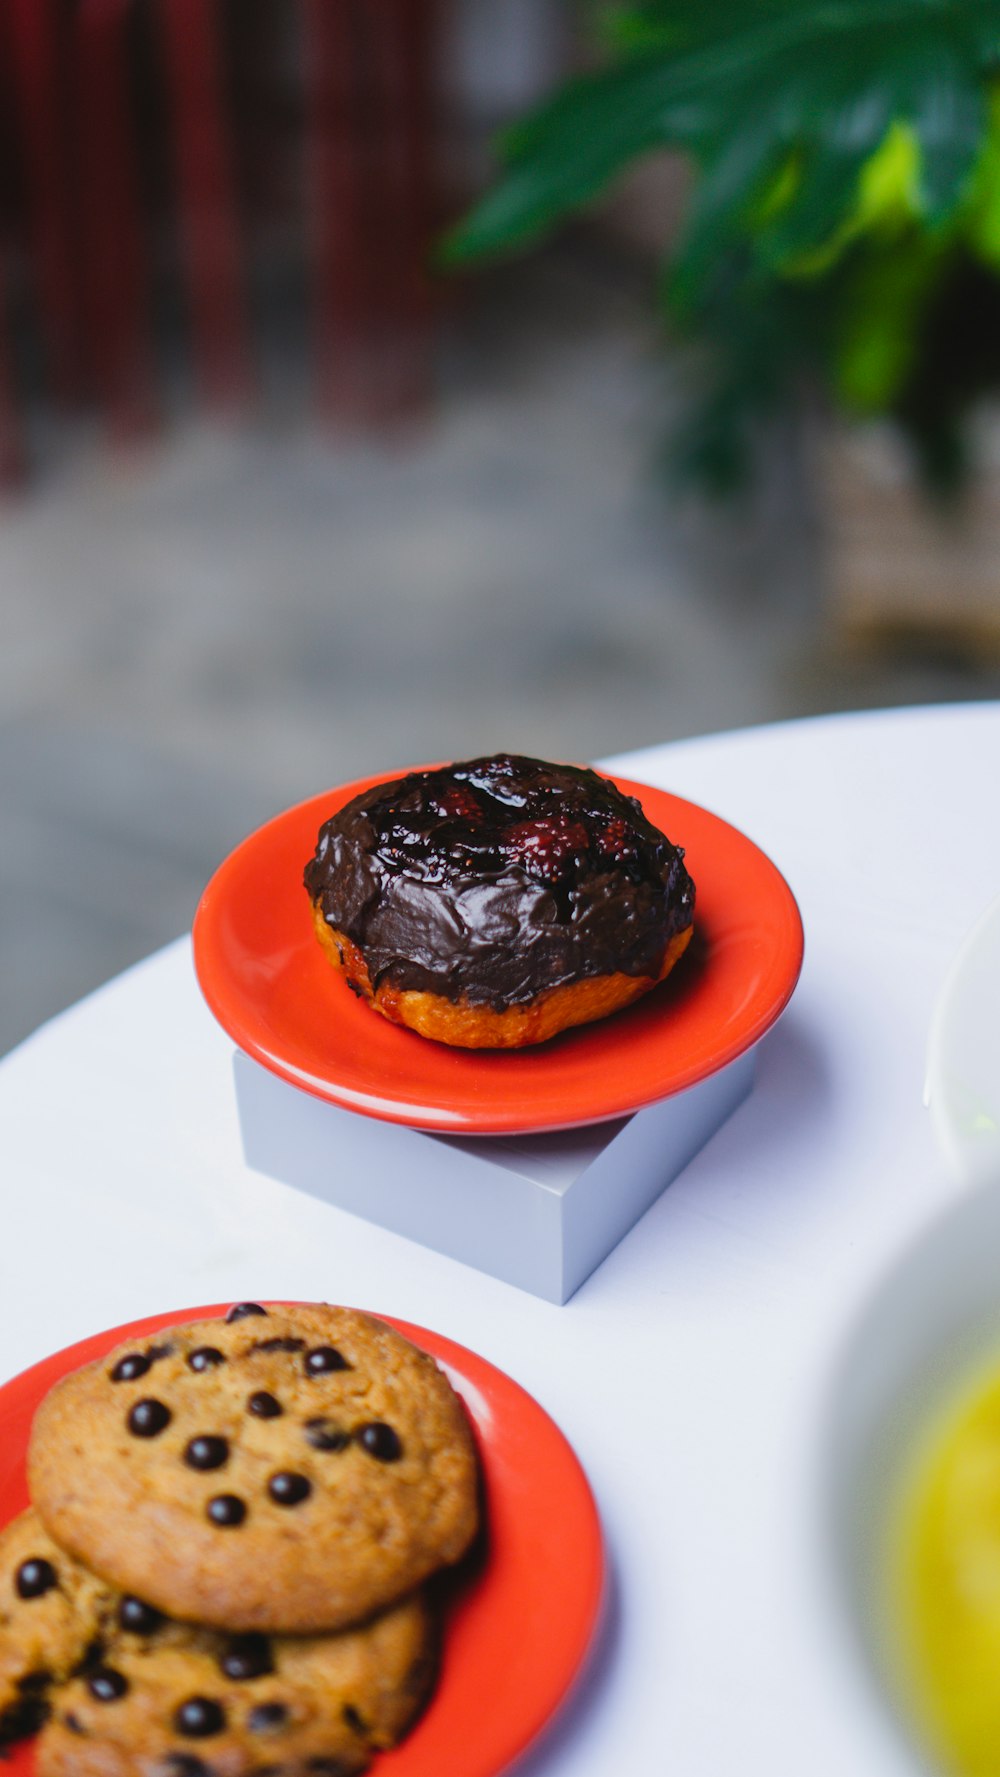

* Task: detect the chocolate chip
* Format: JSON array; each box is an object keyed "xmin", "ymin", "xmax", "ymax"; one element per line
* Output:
[
  {"xmin": 158, "ymin": 1758, "xmax": 210, "ymax": 1777},
  {"xmin": 118, "ymin": 1595, "xmax": 164, "ymax": 1635},
  {"xmin": 206, "ymin": 1495, "xmax": 246, "ymax": 1528},
  {"xmin": 188, "ymin": 1347, "xmax": 226, "ymax": 1372},
  {"xmin": 252, "ymin": 1337, "xmax": 304, "ymax": 1353},
  {"xmin": 304, "ymin": 1346, "xmax": 349, "ymax": 1375},
  {"xmin": 65, "ymin": 1712, "xmax": 86, "ymax": 1735},
  {"xmin": 184, "ymin": 1436, "xmax": 229, "ymax": 1472},
  {"xmin": 248, "ymin": 1702, "xmax": 287, "ymax": 1732},
  {"xmin": 219, "ymin": 1634, "xmax": 273, "ymax": 1681},
  {"xmin": 72, "ymin": 1638, "xmax": 104, "ymax": 1676},
  {"xmin": 127, "ymin": 1398, "xmax": 172, "ymax": 1438},
  {"xmin": 247, "ymin": 1391, "xmax": 283, "ymax": 1419},
  {"xmin": 0, "ymin": 1687, "xmax": 49, "ymax": 1740},
  {"xmin": 268, "ymin": 1472, "xmax": 311, "ymax": 1506},
  {"xmin": 15, "ymin": 1558, "xmax": 58, "ymax": 1599},
  {"xmin": 175, "ymin": 1697, "xmax": 226, "ymax": 1737},
  {"xmin": 19, "ymin": 1670, "xmax": 51, "ymax": 1696},
  {"xmin": 226, "ymin": 1303, "xmax": 268, "ymax": 1322},
  {"xmin": 304, "ymin": 1418, "xmax": 349, "ymax": 1452},
  {"xmin": 111, "ymin": 1353, "xmax": 152, "ymax": 1383},
  {"xmin": 87, "ymin": 1667, "xmax": 129, "ymax": 1702},
  {"xmin": 356, "ymin": 1422, "xmax": 402, "ymax": 1462},
  {"xmin": 343, "ymin": 1704, "xmax": 368, "ymax": 1735},
  {"xmin": 147, "ymin": 1343, "xmax": 175, "ymax": 1362}
]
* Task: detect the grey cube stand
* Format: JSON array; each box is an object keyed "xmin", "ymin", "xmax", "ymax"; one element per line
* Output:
[{"xmin": 234, "ymin": 1047, "xmax": 756, "ymax": 1304}]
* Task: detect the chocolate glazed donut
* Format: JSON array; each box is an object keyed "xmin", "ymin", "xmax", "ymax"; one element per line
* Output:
[{"xmin": 304, "ymin": 754, "xmax": 695, "ymax": 1048}]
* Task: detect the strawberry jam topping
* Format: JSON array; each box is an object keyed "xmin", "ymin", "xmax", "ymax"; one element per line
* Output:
[{"xmin": 304, "ymin": 754, "xmax": 694, "ymax": 1008}]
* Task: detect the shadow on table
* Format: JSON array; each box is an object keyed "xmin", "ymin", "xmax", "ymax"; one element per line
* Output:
[
  {"xmin": 699, "ymin": 1007, "xmax": 831, "ymax": 1155},
  {"xmin": 660, "ymin": 1007, "xmax": 837, "ymax": 1223},
  {"xmin": 510, "ymin": 1546, "xmax": 623, "ymax": 1775},
  {"xmin": 747, "ymin": 1010, "xmax": 832, "ymax": 1136}
]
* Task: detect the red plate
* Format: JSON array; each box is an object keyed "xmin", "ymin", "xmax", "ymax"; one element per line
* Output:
[
  {"xmin": 0, "ymin": 1306, "xmax": 604, "ymax": 1777},
  {"xmin": 193, "ymin": 769, "xmax": 804, "ymax": 1134}
]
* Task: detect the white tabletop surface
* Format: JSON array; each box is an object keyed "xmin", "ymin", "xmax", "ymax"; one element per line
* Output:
[{"xmin": 4, "ymin": 702, "xmax": 1000, "ymax": 1775}]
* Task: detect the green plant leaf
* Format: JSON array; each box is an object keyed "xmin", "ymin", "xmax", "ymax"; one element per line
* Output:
[
  {"xmin": 667, "ymin": 119, "xmax": 785, "ymax": 314},
  {"xmin": 833, "ymin": 237, "xmax": 943, "ymax": 409},
  {"xmin": 757, "ymin": 93, "xmax": 895, "ymax": 268},
  {"xmin": 967, "ymin": 94, "xmax": 1000, "ymax": 262},
  {"xmin": 445, "ymin": 0, "xmax": 1000, "ymax": 497},
  {"xmin": 447, "ymin": 0, "xmax": 1000, "ymax": 275},
  {"xmin": 441, "ymin": 55, "xmax": 687, "ymax": 265},
  {"xmin": 853, "ymin": 122, "xmax": 921, "ymax": 230},
  {"xmin": 890, "ymin": 34, "xmax": 986, "ymax": 216}
]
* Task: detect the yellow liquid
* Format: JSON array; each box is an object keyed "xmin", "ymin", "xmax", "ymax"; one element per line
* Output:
[{"xmin": 895, "ymin": 1358, "xmax": 1000, "ymax": 1776}]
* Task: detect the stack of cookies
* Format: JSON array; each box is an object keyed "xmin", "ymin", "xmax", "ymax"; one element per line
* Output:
[{"xmin": 0, "ymin": 1303, "xmax": 480, "ymax": 1775}]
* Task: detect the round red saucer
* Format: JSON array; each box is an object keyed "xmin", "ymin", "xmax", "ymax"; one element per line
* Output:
[
  {"xmin": 193, "ymin": 768, "xmax": 803, "ymax": 1134},
  {"xmin": 0, "ymin": 1305, "xmax": 604, "ymax": 1777}
]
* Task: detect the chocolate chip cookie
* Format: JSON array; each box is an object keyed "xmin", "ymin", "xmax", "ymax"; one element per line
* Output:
[
  {"xmin": 29, "ymin": 1305, "xmax": 479, "ymax": 1632},
  {"xmin": 0, "ymin": 1508, "xmax": 112, "ymax": 1744},
  {"xmin": 36, "ymin": 1590, "xmax": 435, "ymax": 1777}
]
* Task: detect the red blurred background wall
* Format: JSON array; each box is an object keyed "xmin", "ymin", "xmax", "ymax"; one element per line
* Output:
[{"xmin": 0, "ymin": 0, "xmax": 571, "ymax": 485}]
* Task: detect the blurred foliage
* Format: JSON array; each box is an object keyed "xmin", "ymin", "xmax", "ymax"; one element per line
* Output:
[{"xmin": 444, "ymin": 1, "xmax": 1000, "ymax": 497}]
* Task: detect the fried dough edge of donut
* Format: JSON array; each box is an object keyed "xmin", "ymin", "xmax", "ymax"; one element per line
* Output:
[{"xmin": 310, "ymin": 900, "xmax": 692, "ymax": 1049}]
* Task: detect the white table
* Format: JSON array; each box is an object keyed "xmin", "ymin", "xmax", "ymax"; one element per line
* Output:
[{"xmin": 4, "ymin": 704, "xmax": 999, "ymax": 1774}]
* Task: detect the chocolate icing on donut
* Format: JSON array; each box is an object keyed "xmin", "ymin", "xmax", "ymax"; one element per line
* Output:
[{"xmin": 304, "ymin": 754, "xmax": 695, "ymax": 1010}]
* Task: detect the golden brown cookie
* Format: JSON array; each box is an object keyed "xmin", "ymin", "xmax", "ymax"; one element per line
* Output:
[
  {"xmin": 36, "ymin": 1590, "xmax": 435, "ymax": 1777},
  {"xmin": 0, "ymin": 1508, "xmax": 112, "ymax": 1744},
  {"xmin": 29, "ymin": 1304, "xmax": 479, "ymax": 1633}
]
